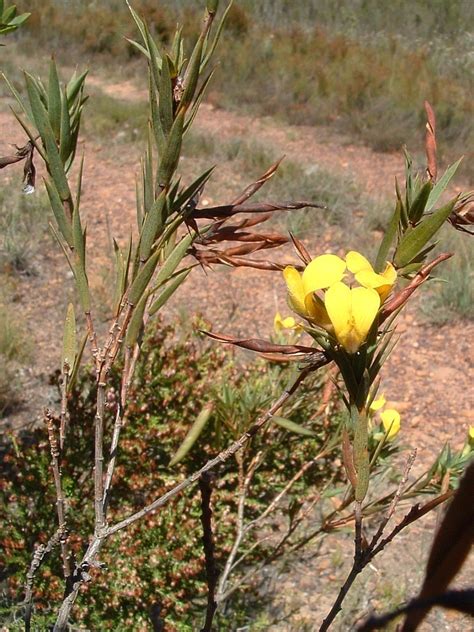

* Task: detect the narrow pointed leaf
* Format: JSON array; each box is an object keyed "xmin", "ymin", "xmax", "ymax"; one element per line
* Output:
[
  {"xmin": 59, "ymin": 89, "xmax": 72, "ymax": 164},
  {"xmin": 149, "ymin": 267, "xmax": 191, "ymax": 315},
  {"xmin": 48, "ymin": 58, "xmax": 61, "ymax": 140},
  {"xmin": 138, "ymin": 190, "xmax": 167, "ymax": 261},
  {"xmin": 425, "ymin": 158, "xmax": 463, "ymax": 213},
  {"xmin": 394, "ymin": 197, "xmax": 458, "ymax": 268},
  {"xmin": 152, "ymin": 231, "xmax": 195, "ymax": 289},
  {"xmin": 128, "ymin": 249, "xmax": 161, "ymax": 305},
  {"xmin": 44, "ymin": 179, "xmax": 73, "ymax": 247},
  {"xmin": 374, "ymin": 201, "xmax": 401, "ymax": 272},
  {"xmin": 169, "ymin": 404, "xmax": 213, "ymax": 466},
  {"xmin": 25, "ymin": 72, "xmax": 71, "ymax": 201},
  {"xmin": 272, "ymin": 416, "xmax": 315, "ymax": 437},
  {"xmin": 156, "ymin": 110, "xmax": 185, "ymax": 188},
  {"xmin": 61, "ymin": 303, "xmax": 77, "ymax": 372},
  {"xmin": 409, "ymin": 180, "xmax": 432, "ymax": 224},
  {"xmin": 201, "ymin": 0, "xmax": 234, "ymax": 70},
  {"xmin": 125, "ymin": 291, "xmax": 149, "ymax": 347},
  {"xmin": 158, "ymin": 55, "xmax": 174, "ymax": 138}
]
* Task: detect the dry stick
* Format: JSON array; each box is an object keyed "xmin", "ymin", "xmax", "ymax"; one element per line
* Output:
[
  {"xmin": 319, "ymin": 450, "xmax": 417, "ymax": 632},
  {"xmin": 24, "ymin": 530, "xmax": 62, "ymax": 632},
  {"xmin": 44, "ymin": 410, "xmax": 72, "ymax": 583},
  {"xmin": 94, "ymin": 382, "xmax": 106, "ymax": 532},
  {"xmin": 53, "ymin": 364, "xmax": 323, "ymax": 630},
  {"xmin": 102, "ymin": 403, "xmax": 122, "ymax": 515},
  {"xmin": 199, "ymin": 472, "xmax": 218, "ymax": 632},
  {"xmin": 216, "ymin": 450, "xmax": 262, "ymax": 601}
]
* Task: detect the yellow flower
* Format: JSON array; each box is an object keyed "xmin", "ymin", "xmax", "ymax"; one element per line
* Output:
[
  {"xmin": 469, "ymin": 426, "xmax": 474, "ymax": 440},
  {"xmin": 346, "ymin": 251, "xmax": 397, "ymax": 301},
  {"xmin": 273, "ymin": 312, "xmax": 297, "ymax": 333},
  {"xmin": 370, "ymin": 394, "xmax": 386, "ymax": 411},
  {"xmin": 283, "ymin": 250, "xmax": 395, "ymax": 353},
  {"xmin": 325, "ymin": 282, "xmax": 380, "ymax": 354},
  {"xmin": 380, "ymin": 408, "xmax": 401, "ymax": 440},
  {"xmin": 283, "ymin": 266, "xmax": 332, "ymax": 327},
  {"xmin": 302, "ymin": 254, "xmax": 346, "ymax": 295}
]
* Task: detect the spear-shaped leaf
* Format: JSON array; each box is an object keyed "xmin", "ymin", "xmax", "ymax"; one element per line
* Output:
[
  {"xmin": 152, "ymin": 231, "xmax": 195, "ymax": 288},
  {"xmin": 61, "ymin": 303, "xmax": 76, "ymax": 373},
  {"xmin": 48, "ymin": 57, "xmax": 61, "ymax": 141},
  {"xmin": 272, "ymin": 416, "xmax": 315, "ymax": 437},
  {"xmin": 169, "ymin": 403, "xmax": 214, "ymax": 466},
  {"xmin": 149, "ymin": 267, "xmax": 191, "ymax": 315},
  {"xmin": 394, "ymin": 198, "xmax": 457, "ymax": 268},
  {"xmin": 24, "ymin": 72, "xmax": 71, "ymax": 202},
  {"xmin": 425, "ymin": 158, "xmax": 463, "ymax": 214},
  {"xmin": 374, "ymin": 201, "xmax": 401, "ymax": 272},
  {"xmin": 156, "ymin": 109, "xmax": 185, "ymax": 188}
]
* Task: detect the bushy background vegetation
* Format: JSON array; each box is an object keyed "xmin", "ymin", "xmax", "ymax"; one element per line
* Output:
[
  {"xmin": 1, "ymin": 318, "xmax": 344, "ymax": 630},
  {"xmin": 13, "ymin": 0, "xmax": 474, "ymax": 181}
]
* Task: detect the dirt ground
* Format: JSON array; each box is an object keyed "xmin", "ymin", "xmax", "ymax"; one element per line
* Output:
[{"xmin": 0, "ymin": 73, "xmax": 472, "ymax": 630}]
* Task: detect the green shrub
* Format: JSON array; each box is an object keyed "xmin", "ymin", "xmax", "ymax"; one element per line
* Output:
[{"xmin": 0, "ymin": 317, "xmax": 342, "ymax": 630}]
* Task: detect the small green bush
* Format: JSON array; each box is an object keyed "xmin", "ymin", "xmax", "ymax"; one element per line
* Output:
[{"xmin": 0, "ymin": 317, "xmax": 341, "ymax": 630}]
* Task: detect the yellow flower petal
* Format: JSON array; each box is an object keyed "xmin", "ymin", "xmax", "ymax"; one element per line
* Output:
[
  {"xmin": 347, "ymin": 251, "xmax": 397, "ymax": 301},
  {"xmin": 283, "ymin": 266, "xmax": 307, "ymax": 317},
  {"xmin": 382, "ymin": 262, "xmax": 397, "ymax": 285},
  {"xmin": 380, "ymin": 409, "xmax": 401, "ymax": 440},
  {"xmin": 370, "ymin": 394, "xmax": 386, "ymax": 411},
  {"xmin": 469, "ymin": 426, "xmax": 474, "ymax": 440},
  {"xmin": 302, "ymin": 254, "xmax": 346, "ymax": 295},
  {"xmin": 346, "ymin": 250, "xmax": 372, "ymax": 274},
  {"xmin": 274, "ymin": 312, "xmax": 297, "ymax": 332},
  {"xmin": 351, "ymin": 286, "xmax": 381, "ymax": 348},
  {"xmin": 325, "ymin": 282, "xmax": 380, "ymax": 354}
]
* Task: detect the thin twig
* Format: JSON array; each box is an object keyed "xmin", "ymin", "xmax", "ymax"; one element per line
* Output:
[
  {"xmin": 318, "ymin": 452, "xmax": 447, "ymax": 632},
  {"xmin": 44, "ymin": 410, "xmax": 72, "ymax": 584},
  {"xmin": 24, "ymin": 530, "xmax": 62, "ymax": 632},
  {"xmin": 199, "ymin": 472, "xmax": 218, "ymax": 632}
]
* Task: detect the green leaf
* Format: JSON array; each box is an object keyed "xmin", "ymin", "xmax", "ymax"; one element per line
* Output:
[
  {"xmin": 374, "ymin": 201, "xmax": 401, "ymax": 272},
  {"xmin": 394, "ymin": 197, "xmax": 458, "ymax": 268},
  {"xmin": 148, "ymin": 268, "xmax": 191, "ymax": 315},
  {"xmin": 408, "ymin": 180, "xmax": 432, "ymax": 224},
  {"xmin": 68, "ymin": 332, "xmax": 87, "ymax": 392},
  {"xmin": 72, "ymin": 202, "xmax": 85, "ymax": 267},
  {"xmin": 173, "ymin": 166, "xmax": 215, "ymax": 213},
  {"xmin": 24, "ymin": 72, "xmax": 71, "ymax": 202},
  {"xmin": 169, "ymin": 403, "xmax": 213, "ymax": 466},
  {"xmin": 128, "ymin": 249, "xmax": 161, "ymax": 305},
  {"xmin": 272, "ymin": 416, "xmax": 315, "ymax": 437},
  {"xmin": 153, "ymin": 231, "xmax": 195, "ymax": 289},
  {"xmin": 125, "ymin": 291, "xmax": 148, "ymax": 347},
  {"xmin": 201, "ymin": 0, "xmax": 234, "ymax": 70},
  {"xmin": 158, "ymin": 55, "xmax": 174, "ymax": 138},
  {"xmin": 156, "ymin": 110, "xmax": 185, "ymax": 188},
  {"xmin": 48, "ymin": 58, "xmax": 61, "ymax": 141},
  {"xmin": 73, "ymin": 263, "xmax": 90, "ymax": 312},
  {"xmin": 59, "ymin": 89, "xmax": 72, "ymax": 165},
  {"xmin": 44, "ymin": 179, "xmax": 73, "ymax": 247},
  {"xmin": 180, "ymin": 32, "xmax": 205, "ymax": 111},
  {"xmin": 61, "ymin": 303, "xmax": 76, "ymax": 372},
  {"xmin": 425, "ymin": 158, "xmax": 463, "ymax": 213},
  {"xmin": 66, "ymin": 69, "xmax": 88, "ymax": 106},
  {"xmin": 138, "ymin": 190, "xmax": 167, "ymax": 262}
]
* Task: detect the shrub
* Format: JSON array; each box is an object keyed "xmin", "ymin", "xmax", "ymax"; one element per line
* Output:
[{"xmin": 0, "ymin": 317, "xmax": 341, "ymax": 629}]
